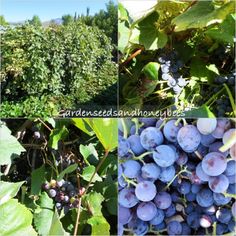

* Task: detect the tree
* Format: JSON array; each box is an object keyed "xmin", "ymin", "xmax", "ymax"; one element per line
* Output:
[
  {"xmin": 0, "ymin": 15, "xmax": 8, "ymax": 26},
  {"xmin": 28, "ymin": 15, "xmax": 42, "ymax": 26},
  {"xmin": 92, "ymin": 1, "xmax": 117, "ymax": 45},
  {"xmin": 62, "ymin": 14, "xmax": 74, "ymax": 26}
]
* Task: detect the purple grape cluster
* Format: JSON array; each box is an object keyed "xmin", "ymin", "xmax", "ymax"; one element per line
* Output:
[
  {"xmin": 214, "ymin": 71, "xmax": 235, "ymax": 117},
  {"xmin": 42, "ymin": 179, "xmax": 85, "ymax": 214},
  {"xmin": 118, "ymin": 118, "xmax": 236, "ymax": 235},
  {"xmin": 157, "ymin": 50, "xmax": 187, "ymax": 95}
]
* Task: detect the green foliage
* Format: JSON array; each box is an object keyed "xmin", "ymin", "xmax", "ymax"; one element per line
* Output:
[
  {"xmin": 0, "ymin": 15, "xmax": 8, "ymax": 26},
  {"xmin": 62, "ymin": 14, "xmax": 74, "ymax": 25},
  {"xmin": 0, "ymin": 199, "xmax": 37, "ymax": 236},
  {"xmin": 28, "ymin": 15, "xmax": 42, "ymax": 26},
  {"xmin": 1, "ymin": 21, "xmax": 117, "ymax": 117},
  {"xmin": 119, "ymin": 1, "xmax": 235, "ymax": 117},
  {"xmin": 0, "ymin": 181, "xmax": 25, "ymax": 205},
  {"xmin": 0, "ymin": 124, "xmax": 25, "ymax": 165},
  {"xmin": 0, "ymin": 118, "xmax": 117, "ymax": 235}
]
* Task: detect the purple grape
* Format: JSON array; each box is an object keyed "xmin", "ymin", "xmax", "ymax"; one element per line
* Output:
[
  {"xmin": 208, "ymin": 174, "xmax": 229, "ymax": 193},
  {"xmin": 135, "ymin": 181, "xmax": 156, "ymax": 202},
  {"xmin": 201, "ymin": 152, "xmax": 227, "ymax": 176},
  {"xmin": 167, "ymin": 221, "xmax": 182, "ymax": 235},
  {"xmin": 154, "ymin": 192, "xmax": 172, "ymax": 209},
  {"xmin": 137, "ymin": 202, "xmax": 157, "ymax": 221},
  {"xmin": 153, "ymin": 145, "xmax": 177, "ymax": 167},
  {"xmin": 177, "ymin": 125, "xmax": 201, "ymax": 153},
  {"xmin": 118, "ymin": 188, "xmax": 139, "ymax": 208},
  {"xmin": 140, "ymin": 127, "xmax": 164, "ymax": 150}
]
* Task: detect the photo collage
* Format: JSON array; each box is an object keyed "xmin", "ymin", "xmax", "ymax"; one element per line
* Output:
[{"xmin": 0, "ymin": 0, "xmax": 235, "ymax": 235}]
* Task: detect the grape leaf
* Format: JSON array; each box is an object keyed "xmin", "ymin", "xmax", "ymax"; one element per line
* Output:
[
  {"xmin": 206, "ymin": 13, "xmax": 236, "ymax": 45},
  {"xmin": 130, "ymin": 11, "xmax": 167, "ymax": 50},
  {"xmin": 0, "ymin": 124, "xmax": 25, "ymax": 165},
  {"xmin": 48, "ymin": 210, "xmax": 70, "ymax": 236},
  {"xmin": 81, "ymin": 166, "xmax": 102, "ymax": 182},
  {"xmin": 80, "ymin": 144, "xmax": 99, "ymax": 166},
  {"xmin": 87, "ymin": 216, "xmax": 110, "ymax": 235},
  {"xmin": 83, "ymin": 192, "xmax": 104, "ymax": 216},
  {"xmin": 57, "ymin": 163, "xmax": 78, "ymax": 181},
  {"xmin": 31, "ymin": 165, "xmax": 46, "ymax": 196},
  {"xmin": 118, "ymin": 21, "xmax": 130, "ymax": 53},
  {"xmin": 0, "ymin": 199, "xmax": 37, "ymax": 236},
  {"xmin": 118, "ymin": 3, "xmax": 129, "ymax": 21},
  {"xmin": 172, "ymin": 1, "xmax": 235, "ymax": 32},
  {"xmin": 190, "ymin": 57, "xmax": 218, "ymax": 84},
  {"xmin": 72, "ymin": 118, "xmax": 94, "ymax": 136},
  {"xmin": 184, "ymin": 105, "xmax": 215, "ymax": 118},
  {"xmin": 33, "ymin": 192, "xmax": 54, "ymax": 235},
  {"xmin": 48, "ymin": 125, "xmax": 69, "ymax": 150},
  {"xmin": 105, "ymin": 197, "xmax": 117, "ymax": 216},
  {"xmin": 84, "ymin": 118, "xmax": 118, "ymax": 152},
  {"xmin": 0, "ymin": 181, "xmax": 25, "ymax": 205}
]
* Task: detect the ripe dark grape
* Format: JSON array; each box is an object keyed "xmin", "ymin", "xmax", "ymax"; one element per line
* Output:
[
  {"xmin": 137, "ymin": 202, "xmax": 157, "ymax": 221},
  {"xmin": 118, "ymin": 118, "xmax": 235, "ymax": 235},
  {"xmin": 177, "ymin": 125, "xmax": 201, "ymax": 153},
  {"xmin": 135, "ymin": 181, "xmax": 156, "ymax": 202},
  {"xmin": 201, "ymin": 152, "xmax": 227, "ymax": 176},
  {"xmin": 140, "ymin": 127, "xmax": 164, "ymax": 150}
]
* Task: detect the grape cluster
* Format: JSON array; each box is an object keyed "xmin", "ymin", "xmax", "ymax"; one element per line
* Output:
[
  {"xmin": 214, "ymin": 72, "xmax": 235, "ymax": 86},
  {"xmin": 42, "ymin": 179, "xmax": 85, "ymax": 214},
  {"xmin": 157, "ymin": 50, "xmax": 187, "ymax": 95},
  {"xmin": 118, "ymin": 118, "xmax": 236, "ymax": 235},
  {"xmin": 50, "ymin": 149, "xmax": 84, "ymax": 171},
  {"xmin": 214, "ymin": 72, "xmax": 235, "ymax": 117}
]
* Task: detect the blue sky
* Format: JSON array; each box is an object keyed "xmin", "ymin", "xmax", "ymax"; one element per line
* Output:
[{"xmin": 2, "ymin": 0, "xmax": 115, "ymax": 22}]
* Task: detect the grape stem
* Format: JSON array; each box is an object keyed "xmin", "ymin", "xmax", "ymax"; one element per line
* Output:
[
  {"xmin": 219, "ymin": 132, "xmax": 236, "ymax": 152},
  {"xmin": 164, "ymin": 166, "xmax": 191, "ymax": 190},
  {"xmin": 73, "ymin": 150, "xmax": 109, "ymax": 236},
  {"xmin": 223, "ymin": 83, "xmax": 236, "ymax": 116},
  {"xmin": 223, "ymin": 192, "xmax": 236, "ymax": 199},
  {"xmin": 204, "ymin": 86, "xmax": 225, "ymax": 106},
  {"xmin": 121, "ymin": 118, "xmax": 128, "ymax": 139},
  {"xmin": 122, "ymin": 174, "xmax": 137, "ymax": 187},
  {"xmin": 133, "ymin": 151, "xmax": 153, "ymax": 161},
  {"xmin": 36, "ymin": 118, "xmax": 52, "ymax": 132},
  {"xmin": 194, "ymin": 150, "xmax": 203, "ymax": 160},
  {"xmin": 131, "ymin": 118, "xmax": 140, "ymax": 135}
]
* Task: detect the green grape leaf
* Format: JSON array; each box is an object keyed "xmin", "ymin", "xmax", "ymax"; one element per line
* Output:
[
  {"xmin": 190, "ymin": 57, "xmax": 218, "ymax": 83},
  {"xmin": 80, "ymin": 144, "xmax": 99, "ymax": 166},
  {"xmin": 83, "ymin": 192, "xmax": 104, "ymax": 216},
  {"xmin": 105, "ymin": 197, "xmax": 117, "ymax": 216},
  {"xmin": 0, "ymin": 199, "xmax": 37, "ymax": 236},
  {"xmin": 87, "ymin": 216, "xmax": 110, "ymax": 235},
  {"xmin": 72, "ymin": 118, "xmax": 94, "ymax": 136},
  {"xmin": 81, "ymin": 166, "xmax": 102, "ymax": 182},
  {"xmin": 31, "ymin": 165, "xmax": 46, "ymax": 196},
  {"xmin": 172, "ymin": 1, "xmax": 235, "ymax": 32},
  {"xmin": 131, "ymin": 11, "xmax": 167, "ymax": 50},
  {"xmin": 57, "ymin": 163, "xmax": 78, "ymax": 181},
  {"xmin": 184, "ymin": 105, "xmax": 215, "ymax": 118},
  {"xmin": 48, "ymin": 210, "xmax": 69, "ymax": 236},
  {"xmin": 84, "ymin": 118, "xmax": 118, "ymax": 152},
  {"xmin": 0, "ymin": 181, "xmax": 25, "ymax": 205},
  {"xmin": 33, "ymin": 192, "xmax": 54, "ymax": 235},
  {"xmin": 118, "ymin": 3, "xmax": 129, "ymax": 21},
  {"xmin": 98, "ymin": 153, "xmax": 117, "ymax": 176},
  {"xmin": 0, "ymin": 124, "xmax": 25, "ymax": 165},
  {"xmin": 118, "ymin": 21, "xmax": 130, "ymax": 53},
  {"xmin": 206, "ymin": 13, "xmax": 236, "ymax": 45},
  {"xmin": 48, "ymin": 125, "xmax": 69, "ymax": 150}
]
